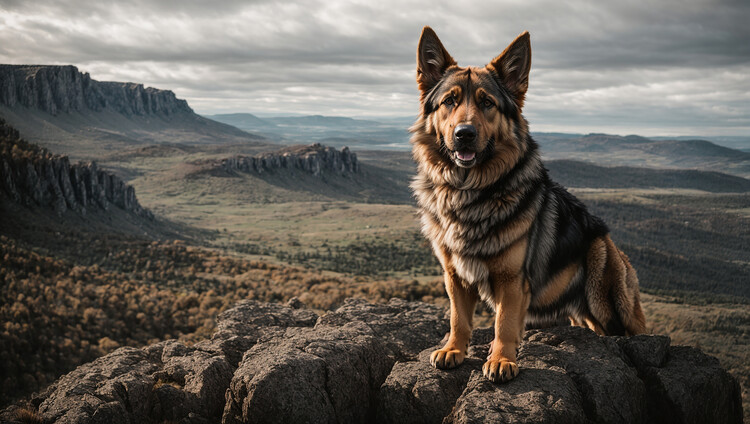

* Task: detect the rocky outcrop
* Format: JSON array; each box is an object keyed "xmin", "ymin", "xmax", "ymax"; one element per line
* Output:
[
  {"xmin": 4, "ymin": 298, "xmax": 742, "ymax": 424},
  {"xmin": 0, "ymin": 118, "xmax": 152, "ymax": 218},
  {"xmin": 0, "ymin": 65, "xmax": 192, "ymax": 116},
  {"xmin": 219, "ymin": 143, "xmax": 358, "ymax": 177}
]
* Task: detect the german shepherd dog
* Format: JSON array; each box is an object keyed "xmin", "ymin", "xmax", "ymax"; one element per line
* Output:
[{"xmin": 411, "ymin": 27, "xmax": 646, "ymax": 383}]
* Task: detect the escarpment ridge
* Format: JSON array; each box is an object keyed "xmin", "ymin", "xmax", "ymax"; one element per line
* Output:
[
  {"xmin": 209, "ymin": 143, "xmax": 359, "ymax": 177},
  {"xmin": 0, "ymin": 65, "xmax": 191, "ymax": 117},
  {"xmin": 0, "ymin": 118, "xmax": 152, "ymax": 218}
]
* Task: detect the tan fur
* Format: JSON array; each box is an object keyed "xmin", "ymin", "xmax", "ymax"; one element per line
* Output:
[
  {"xmin": 569, "ymin": 316, "xmax": 585, "ymax": 327},
  {"xmin": 484, "ymin": 238, "xmax": 530, "ymax": 382},
  {"xmin": 582, "ymin": 235, "xmax": 646, "ymax": 336},
  {"xmin": 532, "ymin": 262, "xmax": 580, "ymax": 309},
  {"xmin": 430, "ymin": 265, "xmax": 479, "ymax": 369}
]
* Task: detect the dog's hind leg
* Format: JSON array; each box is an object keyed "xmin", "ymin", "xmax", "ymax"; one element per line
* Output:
[
  {"xmin": 618, "ymin": 252, "xmax": 647, "ymax": 335},
  {"xmin": 583, "ymin": 316, "xmax": 606, "ymax": 335},
  {"xmin": 430, "ymin": 269, "xmax": 479, "ymax": 369},
  {"xmin": 585, "ymin": 236, "xmax": 647, "ymax": 336},
  {"xmin": 569, "ymin": 316, "xmax": 586, "ymax": 327}
]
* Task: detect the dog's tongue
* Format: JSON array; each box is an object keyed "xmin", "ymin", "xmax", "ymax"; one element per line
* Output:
[{"xmin": 456, "ymin": 151, "xmax": 476, "ymax": 161}]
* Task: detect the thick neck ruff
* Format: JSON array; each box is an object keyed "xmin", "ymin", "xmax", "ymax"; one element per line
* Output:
[
  {"xmin": 410, "ymin": 117, "xmax": 529, "ymax": 192},
  {"xmin": 410, "ymin": 116, "xmax": 545, "ymax": 307}
]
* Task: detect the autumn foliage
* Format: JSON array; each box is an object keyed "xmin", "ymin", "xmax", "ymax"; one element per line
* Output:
[{"xmin": 0, "ymin": 235, "xmax": 444, "ymax": 406}]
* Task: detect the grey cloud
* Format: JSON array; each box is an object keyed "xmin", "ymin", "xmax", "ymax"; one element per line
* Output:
[{"xmin": 0, "ymin": 0, "xmax": 748, "ymax": 135}]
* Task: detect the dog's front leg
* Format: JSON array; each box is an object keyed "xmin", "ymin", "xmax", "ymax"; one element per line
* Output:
[
  {"xmin": 430, "ymin": 270, "xmax": 478, "ymax": 369},
  {"xmin": 483, "ymin": 275, "xmax": 530, "ymax": 383}
]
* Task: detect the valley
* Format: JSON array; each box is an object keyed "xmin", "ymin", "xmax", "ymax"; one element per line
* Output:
[
  {"xmin": 0, "ymin": 66, "xmax": 748, "ymax": 418},
  {"xmin": 208, "ymin": 112, "xmax": 750, "ymax": 178}
]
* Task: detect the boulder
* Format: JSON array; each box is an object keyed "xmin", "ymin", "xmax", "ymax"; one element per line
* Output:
[{"xmin": 2, "ymin": 298, "xmax": 741, "ymax": 424}]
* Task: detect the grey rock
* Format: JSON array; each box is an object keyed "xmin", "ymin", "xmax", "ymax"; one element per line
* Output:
[
  {"xmin": 194, "ymin": 299, "xmax": 319, "ymax": 366},
  {"xmin": 158, "ymin": 341, "xmax": 234, "ymax": 418},
  {"xmin": 377, "ymin": 349, "xmax": 479, "ymax": 424},
  {"xmin": 317, "ymin": 297, "xmax": 449, "ymax": 359},
  {"xmin": 220, "ymin": 298, "xmax": 448, "ymax": 423},
  {"xmin": 380, "ymin": 324, "xmax": 740, "ymax": 424},
  {"xmin": 216, "ymin": 299, "xmax": 319, "ymax": 332},
  {"xmin": 521, "ymin": 327, "xmax": 646, "ymax": 424},
  {"xmin": 0, "ymin": 157, "xmax": 19, "ymax": 202},
  {"xmin": 222, "ymin": 321, "xmax": 393, "ymax": 424},
  {"xmin": 36, "ymin": 347, "xmax": 159, "ymax": 424},
  {"xmin": 8, "ymin": 299, "xmax": 743, "ymax": 424},
  {"xmin": 449, "ymin": 367, "xmax": 586, "ymax": 424},
  {"xmin": 638, "ymin": 346, "xmax": 743, "ymax": 424},
  {"xmin": 617, "ymin": 333, "xmax": 671, "ymax": 368},
  {"xmin": 56, "ymin": 158, "xmax": 79, "ymax": 212},
  {"xmin": 36, "ymin": 333, "xmax": 265, "ymax": 423}
]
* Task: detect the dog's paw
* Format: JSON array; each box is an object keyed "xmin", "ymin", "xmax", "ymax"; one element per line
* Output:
[
  {"xmin": 482, "ymin": 359, "xmax": 519, "ymax": 383},
  {"xmin": 430, "ymin": 347, "xmax": 465, "ymax": 369}
]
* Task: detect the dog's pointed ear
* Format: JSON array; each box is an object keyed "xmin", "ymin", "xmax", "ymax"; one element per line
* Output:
[
  {"xmin": 488, "ymin": 31, "xmax": 531, "ymax": 107},
  {"xmin": 417, "ymin": 26, "xmax": 456, "ymax": 96}
]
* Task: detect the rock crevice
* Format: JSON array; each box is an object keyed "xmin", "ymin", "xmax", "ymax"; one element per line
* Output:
[{"xmin": 3, "ymin": 298, "xmax": 742, "ymax": 424}]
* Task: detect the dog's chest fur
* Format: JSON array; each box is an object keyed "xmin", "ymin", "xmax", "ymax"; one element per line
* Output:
[{"xmin": 413, "ymin": 172, "xmax": 534, "ymax": 301}]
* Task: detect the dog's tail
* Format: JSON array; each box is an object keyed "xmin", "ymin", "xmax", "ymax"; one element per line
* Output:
[{"xmin": 584, "ymin": 235, "xmax": 647, "ymax": 336}]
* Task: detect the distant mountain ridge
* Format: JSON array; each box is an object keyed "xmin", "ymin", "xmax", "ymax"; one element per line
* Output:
[
  {"xmin": 206, "ymin": 113, "xmax": 409, "ymax": 150},
  {"xmin": 533, "ymin": 133, "xmax": 750, "ymax": 178},
  {"xmin": 207, "ymin": 112, "xmax": 273, "ymax": 128},
  {"xmin": 546, "ymin": 159, "xmax": 750, "ymax": 193},
  {"xmin": 0, "ymin": 65, "xmax": 191, "ymax": 117},
  {"xmin": 556, "ymin": 133, "xmax": 750, "ymax": 160},
  {"xmin": 207, "ymin": 113, "xmax": 382, "ymax": 129},
  {"xmin": 0, "ymin": 65, "xmax": 266, "ymax": 161},
  {"xmin": 206, "ymin": 114, "xmax": 749, "ymax": 174}
]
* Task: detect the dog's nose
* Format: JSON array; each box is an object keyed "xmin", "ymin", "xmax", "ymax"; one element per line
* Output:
[{"xmin": 454, "ymin": 125, "xmax": 477, "ymax": 143}]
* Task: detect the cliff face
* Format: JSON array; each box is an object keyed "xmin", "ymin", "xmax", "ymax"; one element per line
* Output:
[
  {"xmin": 0, "ymin": 118, "xmax": 152, "ymax": 218},
  {"xmin": 219, "ymin": 143, "xmax": 359, "ymax": 177},
  {"xmin": 4, "ymin": 298, "xmax": 742, "ymax": 424},
  {"xmin": 0, "ymin": 65, "xmax": 192, "ymax": 117}
]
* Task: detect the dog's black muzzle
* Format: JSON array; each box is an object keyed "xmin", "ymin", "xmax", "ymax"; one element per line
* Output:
[
  {"xmin": 451, "ymin": 124, "xmax": 479, "ymax": 167},
  {"xmin": 454, "ymin": 124, "xmax": 477, "ymax": 143}
]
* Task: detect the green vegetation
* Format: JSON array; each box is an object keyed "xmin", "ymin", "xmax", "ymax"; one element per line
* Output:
[
  {"xmin": 276, "ymin": 234, "xmax": 441, "ymax": 277},
  {"xmin": 580, "ymin": 191, "xmax": 749, "ymax": 300},
  {"xmin": 547, "ymin": 159, "xmax": 750, "ymax": 192}
]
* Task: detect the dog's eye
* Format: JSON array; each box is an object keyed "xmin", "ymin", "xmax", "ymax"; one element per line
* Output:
[
  {"xmin": 443, "ymin": 97, "xmax": 455, "ymax": 107},
  {"xmin": 481, "ymin": 99, "xmax": 494, "ymax": 109}
]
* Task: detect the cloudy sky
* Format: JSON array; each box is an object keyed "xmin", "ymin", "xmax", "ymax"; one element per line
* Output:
[{"xmin": 1, "ymin": 0, "xmax": 748, "ymax": 136}]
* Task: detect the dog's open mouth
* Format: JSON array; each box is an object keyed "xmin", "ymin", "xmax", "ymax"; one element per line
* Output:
[{"xmin": 453, "ymin": 150, "xmax": 477, "ymax": 167}]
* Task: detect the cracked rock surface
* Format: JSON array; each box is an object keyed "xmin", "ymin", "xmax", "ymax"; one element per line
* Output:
[{"xmin": 2, "ymin": 298, "xmax": 742, "ymax": 424}]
